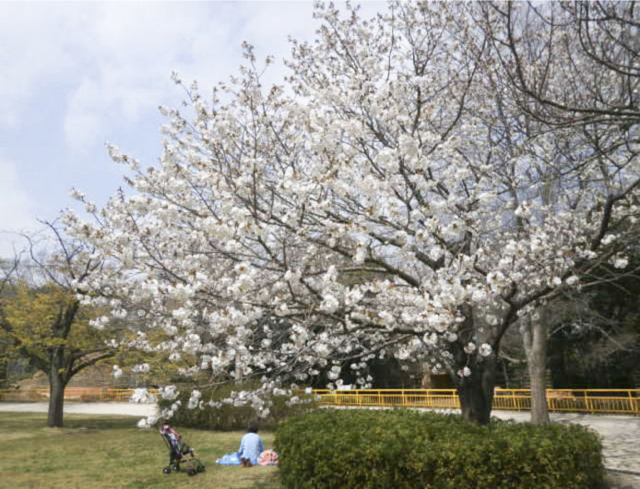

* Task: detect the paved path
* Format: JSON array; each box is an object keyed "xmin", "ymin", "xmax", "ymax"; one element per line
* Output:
[
  {"xmin": 0, "ymin": 401, "xmax": 156, "ymax": 417},
  {"xmin": 1, "ymin": 403, "xmax": 639, "ymax": 486}
]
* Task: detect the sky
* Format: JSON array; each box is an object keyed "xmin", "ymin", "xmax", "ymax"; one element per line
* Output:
[{"xmin": 0, "ymin": 1, "xmax": 385, "ymax": 257}]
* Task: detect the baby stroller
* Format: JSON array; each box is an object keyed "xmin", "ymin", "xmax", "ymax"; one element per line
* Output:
[{"xmin": 160, "ymin": 423, "xmax": 205, "ymax": 476}]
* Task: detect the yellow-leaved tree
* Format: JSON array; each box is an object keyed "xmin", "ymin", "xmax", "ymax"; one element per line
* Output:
[{"xmin": 0, "ymin": 224, "xmax": 120, "ymax": 427}]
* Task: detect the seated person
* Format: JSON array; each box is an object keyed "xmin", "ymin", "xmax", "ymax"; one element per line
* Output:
[{"xmin": 238, "ymin": 422, "xmax": 264, "ymax": 467}]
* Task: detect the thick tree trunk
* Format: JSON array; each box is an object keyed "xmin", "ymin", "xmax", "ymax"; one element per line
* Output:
[
  {"xmin": 458, "ymin": 355, "xmax": 497, "ymax": 425},
  {"xmin": 48, "ymin": 354, "xmax": 67, "ymax": 428},
  {"xmin": 523, "ymin": 318, "xmax": 550, "ymax": 424}
]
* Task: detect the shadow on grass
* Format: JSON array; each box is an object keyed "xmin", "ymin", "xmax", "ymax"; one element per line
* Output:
[
  {"xmin": 60, "ymin": 415, "xmax": 139, "ymax": 430},
  {"xmin": 0, "ymin": 412, "xmax": 139, "ymax": 432}
]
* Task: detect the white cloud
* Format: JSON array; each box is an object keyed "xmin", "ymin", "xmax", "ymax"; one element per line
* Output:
[
  {"xmin": 0, "ymin": 1, "xmax": 389, "ymax": 246},
  {"xmin": 2, "ymin": 2, "xmax": 388, "ymax": 152},
  {"xmin": 0, "ymin": 2, "xmax": 328, "ymax": 153},
  {"xmin": 63, "ymin": 78, "xmax": 106, "ymax": 152},
  {"xmin": 0, "ymin": 3, "xmax": 81, "ymax": 128},
  {"xmin": 0, "ymin": 159, "xmax": 36, "ymax": 257}
]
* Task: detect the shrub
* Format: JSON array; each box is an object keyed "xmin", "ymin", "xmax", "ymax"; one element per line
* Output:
[
  {"xmin": 158, "ymin": 382, "xmax": 317, "ymax": 431},
  {"xmin": 275, "ymin": 409, "xmax": 605, "ymax": 489}
]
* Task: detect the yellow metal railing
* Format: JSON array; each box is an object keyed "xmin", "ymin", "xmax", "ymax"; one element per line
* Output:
[
  {"xmin": 0, "ymin": 387, "xmax": 158, "ymax": 403},
  {"xmin": 2, "ymin": 387, "xmax": 639, "ymax": 415},
  {"xmin": 314, "ymin": 389, "xmax": 461, "ymax": 410},
  {"xmin": 314, "ymin": 388, "xmax": 640, "ymax": 415}
]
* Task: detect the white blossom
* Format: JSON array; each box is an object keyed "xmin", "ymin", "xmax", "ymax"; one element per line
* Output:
[
  {"xmin": 159, "ymin": 385, "xmax": 179, "ymax": 400},
  {"xmin": 130, "ymin": 388, "xmax": 156, "ymax": 404},
  {"xmin": 112, "ymin": 365, "xmax": 123, "ymax": 379},
  {"xmin": 613, "ymin": 256, "xmax": 629, "ymax": 269},
  {"xmin": 187, "ymin": 390, "xmax": 202, "ymax": 410},
  {"xmin": 478, "ymin": 344, "xmax": 492, "ymax": 357},
  {"xmin": 132, "ymin": 363, "xmax": 150, "ymax": 374}
]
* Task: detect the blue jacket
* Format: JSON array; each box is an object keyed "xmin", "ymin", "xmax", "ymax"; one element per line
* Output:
[{"xmin": 238, "ymin": 432, "xmax": 264, "ymax": 465}]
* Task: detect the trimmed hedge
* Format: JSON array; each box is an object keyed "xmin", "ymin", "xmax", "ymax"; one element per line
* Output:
[
  {"xmin": 275, "ymin": 409, "xmax": 605, "ymax": 489},
  {"xmin": 158, "ymin": 383, "xmax": 317, "ymax": 431}
]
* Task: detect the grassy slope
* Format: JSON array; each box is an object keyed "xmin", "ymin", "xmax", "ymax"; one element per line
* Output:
[{"xmin": 0, "ymin": 412, "xmax": 279, "ymax": 489}]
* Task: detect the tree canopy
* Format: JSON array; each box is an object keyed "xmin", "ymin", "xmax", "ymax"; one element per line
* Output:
[{"xmin": 64, "ymin": 1, "xmax": 640, "ymax": 423}]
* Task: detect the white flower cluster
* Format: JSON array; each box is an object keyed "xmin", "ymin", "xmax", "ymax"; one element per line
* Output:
[
  {"xmin": 187, "ymin": 390, "xmax": 202, "ymax": 410},
  {"xmin": 112, "ymin": 365, "xmax": 123, "ymax": 379},
  {"xmin": 129, "ymin": 388, "xmax": 156, "ymax": 404},
  {"xmin": 159, "ymin": 385, "xmax": 179, "ymax": 400},
  {"xmin": 132, "ymin": 363, "xmax": 150, "ymax": 374},
  {"xmin": 136, "ymin": 416, "xmax": 158, "ymax": 429},
  {"xmin": 159, "ymin": 400, "xmax": 182, "ymax": 421}
]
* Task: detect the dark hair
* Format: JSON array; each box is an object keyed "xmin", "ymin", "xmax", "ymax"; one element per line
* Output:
[{"xmin": 247, "ymin": 422, "xmax": 259, "ymax": 434}]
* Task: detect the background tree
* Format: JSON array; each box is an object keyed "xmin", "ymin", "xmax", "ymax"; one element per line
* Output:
[
  {"xmin": 478, "ymin": 0, "xmax": 640, "ymax": 423},
  {"xmin": 547, "ymin": 256, "xmax": 640, "ymax": 389},
  {"xmin": 64, "ymin": 2, "xmax": 640, "ymax": 424},
  {"xmin": 0, "ymin": 225, "xmax": 117, "ymax": 427},
  {"xmin": 0, "ymin": 258, "xmax": 20, "ymax": 389}
]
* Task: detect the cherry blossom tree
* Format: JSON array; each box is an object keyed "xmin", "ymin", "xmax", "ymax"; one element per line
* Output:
[{"xmin": 64, "ymin": 2, "xmax": 640, "ymax": 424}]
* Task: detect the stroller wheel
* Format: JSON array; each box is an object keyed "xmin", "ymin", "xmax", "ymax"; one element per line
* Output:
[
  {"xmin": 172, "ymin": 464, "xmax": 180, "ymax": 472},
  {"xmin": 162, "ymin": 467, "xmax": 171, "ymax": 475},
  {"xmin": 187, "ymin": 469, "xmax": 196, "ymax": 476}
]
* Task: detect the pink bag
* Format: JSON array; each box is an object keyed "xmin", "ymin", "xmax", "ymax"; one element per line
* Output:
[{"xmin": 257, "ymin": 449, "xmax": 279, "ymax": 466}]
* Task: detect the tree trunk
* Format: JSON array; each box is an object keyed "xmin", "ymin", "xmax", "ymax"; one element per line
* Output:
[
  {"xmin": 48, "ymin": 355, "xmax": 67, "ymax": 428},
  {"xmin": 458, "ymin": 354, "xmax": 497, "ymax": 425},
  {"xmin": 523, "ymin": 318, "xmax": 550, "ymax": 424},
  {"xmin": 0, "ymin": 354, "xmax": 7, "ymax": 388}
]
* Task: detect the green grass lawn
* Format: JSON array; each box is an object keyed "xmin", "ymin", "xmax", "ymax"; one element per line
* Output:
[{"xmin": 0, "ymin": 412, "xmax": 280, "ymax": 489}]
